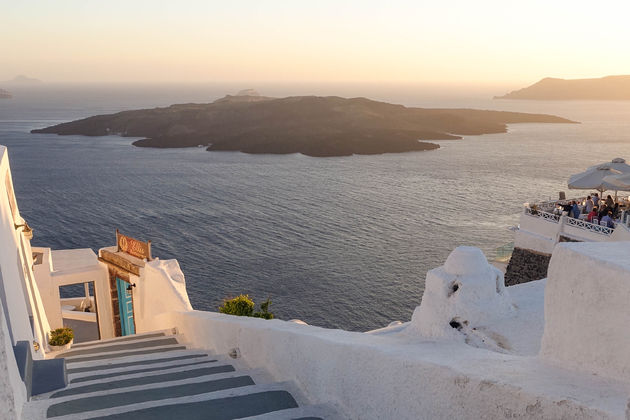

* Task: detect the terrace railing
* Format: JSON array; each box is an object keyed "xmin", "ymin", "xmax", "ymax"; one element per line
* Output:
[
  {"xmin": 564, "ymin": 216, "xmax": 614, "ymax": 235},
  {"xmin": 523, "ymin": 206, "xmax": 560, "ymax": 223},
  {"xmin": 523, "ymin": 202, "xmax": 615, "ymax": 236}
]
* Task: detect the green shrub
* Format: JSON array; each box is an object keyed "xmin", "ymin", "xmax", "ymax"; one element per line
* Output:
[
  {"xmin": 220, "ymin": 295, "xmax": 274, "ymax": 319},
  {"xmin": 253, "ymin": 298, "xmax": 274, "ymax": 319},
  {"xmin": 49, "ymin": 327, "xmax": 74, "ymax": 346},
  {"xmin": 219, "ymin": 294, "xmax": 254, "ymax": 316}
]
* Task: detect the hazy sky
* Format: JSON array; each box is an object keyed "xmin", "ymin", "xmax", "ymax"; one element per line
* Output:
[{"xmin": 2, "ymin": 1, "xmax": 629, "ymax": 85}]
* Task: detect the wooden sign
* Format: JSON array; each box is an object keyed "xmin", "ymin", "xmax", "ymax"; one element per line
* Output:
[{"xmin": 116, "ymin": 229, "xmax": 152, "ymax": 261}]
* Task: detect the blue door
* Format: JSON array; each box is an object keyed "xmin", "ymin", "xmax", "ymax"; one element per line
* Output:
[{"xmin": 116, "ymin": 277, "xmax": 135, "ymax": 335}]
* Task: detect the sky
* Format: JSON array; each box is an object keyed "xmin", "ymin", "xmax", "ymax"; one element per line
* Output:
[{"xmin": 2, "ymin": 1, "xmax": 630, "ymax": 86}]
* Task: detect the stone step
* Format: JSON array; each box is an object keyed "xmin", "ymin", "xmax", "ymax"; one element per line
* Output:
[
  {"xmin": 62, "ymin": 344, "xmax": 188, "ymax": 365},
  {"xmin": 51, "ymin": 364, "xmax": 241, "ymax": 398},
  {"xmin": 25, "ymin": 332, "xmax": 332, "ymax": 420},
  {"xmin": 69, "ymin": 356, "xmax": 221, "ymax": 384},
  {"xmin": 66, "ymin": 351, "xmax": 212, "ymax": 375},
  {"xmin": 46, "ymin": 375, "xmax": 257, "ymax": 417},
  {"xmin": 26, "ymin": 368, "xmax": 268, "ymax": 414},
  {"xmin": 57, "ymin": 336, "xmax": 183, "ymax": 359},
  {"xmin": 45, "ymin": 383, "xmax": 301, "ymax": 420},
  {"xmin": 69, "ymin": 330, "xmax": 173, "ymax": 350},
  {"xmin": 238, "ymin": 403, "xmax": 335, "ymax": 420},
  {"xmin": 30, "ymin": 367, "xmax": 264, "ymax": 404}
]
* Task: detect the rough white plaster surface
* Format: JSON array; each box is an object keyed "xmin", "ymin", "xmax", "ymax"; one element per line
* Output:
[
  {"xmin": 152, "ymin": 308, "xmax": 630, "ymax": 420},
  {"xmin": 369, "ymin": 278, "xmax": 546, "ymax": 356},
  {"xmin": 514, "ymin": 229, "xmax": 556, "ymax": 254},
  {"xmin": 541, "ymin": 241, "xmax": 630, "ymax": 382},
  {"xmin": 139, "ymin": 242, "xmax": 630, "ymax": 419},
  {"xmin": 50, "ymin": 248, "xmax": 98, "ymax": 272},
  {"xmin": 135, "ymin": 258, "xmax": 192, "ymax": 333},
  {"xmin": 0, "ymin": 147, "xmax": 38, "ymax": 347},
  {"xmin": 408, "ymin": 246, "xmax": 514, "ymax": 346},
  {"xmin": 0, "ymin": 300, "xmax": 23, "ymax": 420}
]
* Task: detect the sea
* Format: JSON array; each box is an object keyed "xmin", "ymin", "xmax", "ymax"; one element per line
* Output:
[{"xmin": 1, "ymin": 82, "xmax": 630, "ymax": 331}]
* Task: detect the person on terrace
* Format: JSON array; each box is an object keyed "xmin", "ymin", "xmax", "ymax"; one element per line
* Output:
[
  {"xmin": 598, "ymin": 204, "xmax": 609, "ymax": 221},
  {"xmin": 572, "ymin": 201, "xmax": 581, "ymax": 218},
  {"xmin": 606, "ymin": 194, "xmax": 615, "ymax": 208},
  {"xmin": 601, "ymin": 211, "xmax": 615, "ymax": 228},
  {"xmin": 593, "ymin": 193, "xmax": 600, "ymax": 206},
  {"xmin": 585, "ymin": 196, "xmax": 594, "ymax": 213},
  {"xmin": 562, "ymin": 201, "xmax": 573, "ymax": 214},
  {"xmin": 587, "ymin": 206, "xmax": 598, "ymax": 223}
]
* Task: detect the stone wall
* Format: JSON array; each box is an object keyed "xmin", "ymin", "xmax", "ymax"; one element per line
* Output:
[{"xmin": 504, "ymin": 247, "xmax": 551, "ymax": 286}]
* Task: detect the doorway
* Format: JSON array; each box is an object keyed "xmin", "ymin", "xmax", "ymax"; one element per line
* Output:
[
  {"xmin": 58, "ymin": 282, "xmax": 100, "ymax": 343},
  {"xmin": 115, "ymin": 276, "xmax": 135, "ymax": 336}
]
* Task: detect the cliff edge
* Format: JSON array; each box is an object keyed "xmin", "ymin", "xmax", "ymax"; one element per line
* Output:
[{"xmin": 496, "ymin": 75, "xmax": 630, "ymax": 100}]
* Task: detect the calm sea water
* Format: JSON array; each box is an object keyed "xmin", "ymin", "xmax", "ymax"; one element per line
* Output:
[{"xmin": 1, "ymin": 83, "xmax": 630, "ymax": 331}]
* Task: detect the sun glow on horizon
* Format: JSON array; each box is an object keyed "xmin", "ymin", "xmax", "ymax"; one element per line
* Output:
[{"xmin": 2, "ymin": 1, "xmax": 630, "ymax": 86}]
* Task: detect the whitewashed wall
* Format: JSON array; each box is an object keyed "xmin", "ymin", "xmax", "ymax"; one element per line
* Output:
[
  {"xmin": 541, "ymin": 241, "xmax": 630, "ymax": 382},
  {"xmin": 147, "ymin": 310, "xmax": 618, "ymax": 419},
  {"xmin": 0, "ymin": 146, "xmax": 43, "ymax": 418}
]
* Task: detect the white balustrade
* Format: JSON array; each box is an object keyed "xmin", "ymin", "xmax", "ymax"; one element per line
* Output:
[
  {"xmin": 565, "ymin": 216, "xmax": 614, "ymax": 235},
  {"xmin": 524, "ymin": 204, "xmax": 614, "ymax": 236}
]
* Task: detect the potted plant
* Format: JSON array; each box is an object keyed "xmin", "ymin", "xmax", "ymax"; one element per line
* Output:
[{"xmin": 48, "ymin": 327, "xmax": 74, "ymax": 351}]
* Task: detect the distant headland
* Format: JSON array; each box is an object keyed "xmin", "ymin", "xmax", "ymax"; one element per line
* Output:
[
  {"xmin": 32, "ymin": 92, "xmax": 576, "ymax": 157},
  {"xmin": 4, "ymin": 75, "xmax": 41, "ymax": 84},
  {"xmin": 0, "ymin": 89, "xmax": 11, "ymax": 99},
  {"xmin": 495, "ymin": 75, "xmax": 630, "ymax": 100}
]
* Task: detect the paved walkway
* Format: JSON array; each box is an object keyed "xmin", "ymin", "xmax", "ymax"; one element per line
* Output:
[{"xmin": 24, "ymin": 330, "xmax": 333, "ymax": 419}]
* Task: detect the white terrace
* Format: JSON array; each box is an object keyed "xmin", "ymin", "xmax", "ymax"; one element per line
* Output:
[{"xmin": 517, "ymin": 196, "xmax": 630, "ymax": 254}]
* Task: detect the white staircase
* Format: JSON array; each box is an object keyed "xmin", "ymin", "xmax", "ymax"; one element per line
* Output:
[{"xmin": 23, "ymin": 330, "xmax": 337, "ymax": 420}]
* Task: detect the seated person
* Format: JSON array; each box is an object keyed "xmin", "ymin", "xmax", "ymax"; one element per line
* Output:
[
  {"xmin": 601, "ymin": 211, "xmax": 615, "ymax": 228},
  {"xmin": 598, "ymin": 205, "xmax": 609, "ymax": 221},
  {"xmin": 562, "ymin": 202, "xmax": 572, "ymax": 214},
  {"xmin": 587, "ymin": 207, "xmax": 598, "ymax": 222},
  {"xmin": 571, "ymin": 201, "xmax": 581, "ymax": 218}
]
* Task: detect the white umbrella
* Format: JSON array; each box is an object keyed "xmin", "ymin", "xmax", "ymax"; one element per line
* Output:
[
  {"xmin": 568, "ymin": 166, "xmax": 621, "ymax": 193},
  {"xmin": 587, "ymin": 158, "xmax": 630, "ymax": 173},
  {"xmin": 602, "ymin": 173, "xmax": 630, "ymax": 191}
]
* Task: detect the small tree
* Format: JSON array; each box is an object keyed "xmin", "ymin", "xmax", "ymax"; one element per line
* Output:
[
  {"xmin": 253, "ymin": 298, "xmax": 274, "ymax": 319},
  {"xmin": 219, "ymin": 295, "xmax": 274, "ymax": 319},
  {"xmin": 219, "ymin": 294, "xmax": 254, "ymax": 317}
]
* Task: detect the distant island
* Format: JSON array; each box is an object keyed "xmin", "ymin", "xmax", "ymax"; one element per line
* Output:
[
  {"xmin": 0, "ymin": 89, "xmax": 11, "ymax": 99},
  {"xmin": 32, "ymin": 92, "xmax": 576, "ymax": 157},
  {"xmin": 4, "ymin": 74, "xmax": 41, "ymax": 84},
  {"xmin": 495, "ymin": 75, "xmax": 630, "ymax": 100}
]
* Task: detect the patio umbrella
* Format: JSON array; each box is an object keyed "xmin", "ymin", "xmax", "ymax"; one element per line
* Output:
[
  {"xmin": 602, "ymin": 173, "xmax": 630, "ymax": 191},
  {"xmin": 568, "ymin": 166, "xmax": 621, "ymax": 194},
  {"xmin": 587, "ymin": 157, "xmax": 630, "ymax": 174}
]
